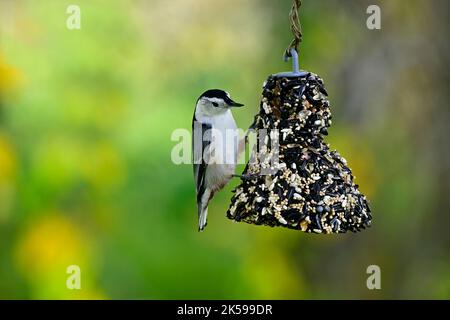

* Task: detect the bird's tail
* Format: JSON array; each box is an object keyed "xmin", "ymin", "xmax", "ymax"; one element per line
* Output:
[
  {"xmin": 197, "ymin": 189, "xmax": 211, "ymax": 231},
  {"xmin": 198, "ymin": 204, "xmax": 208, "ymax": 231}
]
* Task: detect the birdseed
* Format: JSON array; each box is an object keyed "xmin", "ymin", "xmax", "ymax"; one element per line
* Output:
[{"xmin": 227, "ymin": 72, "xmax": 372, "ymax": 234}]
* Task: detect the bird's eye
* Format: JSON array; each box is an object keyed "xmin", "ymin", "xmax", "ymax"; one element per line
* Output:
[{"xmin": 212, "ymin": 102, "xmax": 219, "ymax": 107}]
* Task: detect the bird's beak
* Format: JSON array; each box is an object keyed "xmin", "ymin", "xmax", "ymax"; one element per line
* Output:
[{"xmin": 228, "ymin": 100, "xmax": 244, "ymax": 107}]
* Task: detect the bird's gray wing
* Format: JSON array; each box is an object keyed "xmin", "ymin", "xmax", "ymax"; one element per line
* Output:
[{"xmin": 192, "ymin": 117, "xmax": 212, "ymax": 203}]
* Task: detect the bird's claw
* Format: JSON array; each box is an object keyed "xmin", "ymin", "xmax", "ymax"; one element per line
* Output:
[{"xmin": 233, "ymin": 174, "xmax": 259, "ymax": 181}]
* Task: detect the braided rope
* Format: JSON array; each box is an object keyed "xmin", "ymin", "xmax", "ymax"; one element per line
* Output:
[{"xmin": 285, "ymin": 0, "xmax": 303, "ymax": 57}]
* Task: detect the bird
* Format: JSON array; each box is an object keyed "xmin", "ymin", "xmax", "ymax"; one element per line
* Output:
[{"xmin": 192, "ymin": 89, "xmax": 244, "ymax": 231}]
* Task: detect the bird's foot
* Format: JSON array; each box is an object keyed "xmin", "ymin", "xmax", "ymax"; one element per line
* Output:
[{"xmin": 233, "ymin": 174, "xmax": 259, "ymax": 181}]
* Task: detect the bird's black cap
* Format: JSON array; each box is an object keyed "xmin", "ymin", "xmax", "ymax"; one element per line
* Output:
[{"xmin": 198, "ymin": 89, "xmax": 244, "ymax": 107}]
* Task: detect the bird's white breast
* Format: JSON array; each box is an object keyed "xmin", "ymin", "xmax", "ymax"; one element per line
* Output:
[
  {"xmin": 210, "ymin": 110, "xmax": 237, "ymax": 162},
  {"xmin": 196, "ymin": 109, "xmax": 238, "ymax": 190}
]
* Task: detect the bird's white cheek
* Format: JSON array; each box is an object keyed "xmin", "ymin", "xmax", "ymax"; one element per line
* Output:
[{"xmin": 195, "ymin": 103, "xmax": 229, "ymax": 121}]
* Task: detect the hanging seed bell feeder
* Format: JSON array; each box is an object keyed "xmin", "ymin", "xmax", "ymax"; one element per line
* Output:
[{"xmin": 227, "ymin": 0, "xmax": 371, "ymax": 233}]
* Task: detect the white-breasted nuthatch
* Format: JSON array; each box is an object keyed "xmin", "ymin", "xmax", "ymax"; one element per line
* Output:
[{"xmin": 192, "ymin": 89, "xmax": 244, "ymax": 231}]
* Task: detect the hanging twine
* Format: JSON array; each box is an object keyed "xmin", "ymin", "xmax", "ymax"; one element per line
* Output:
[{"xmin": 285, "ymin": 0, "xmax": 303, "ymax": 58}]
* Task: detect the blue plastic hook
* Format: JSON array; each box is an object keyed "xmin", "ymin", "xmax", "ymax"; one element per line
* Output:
[{"xmin": 274, "ymin": 48, "xmax": 308, "ymax": 78}]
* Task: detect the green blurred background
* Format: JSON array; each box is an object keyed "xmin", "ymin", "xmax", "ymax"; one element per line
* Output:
[{"xmin": 0, "ymin": 0, "xmax": 449, "ymax": 299}]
